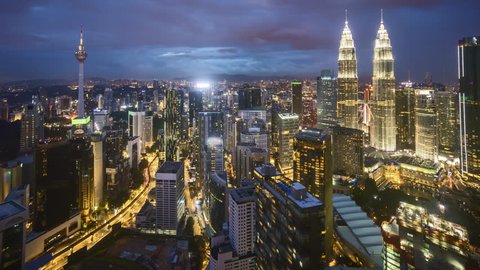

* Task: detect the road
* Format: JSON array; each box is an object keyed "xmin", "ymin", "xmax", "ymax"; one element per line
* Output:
[{"xmin": 40, "ymin": 154, "xmax": 158, "ymax": 270}]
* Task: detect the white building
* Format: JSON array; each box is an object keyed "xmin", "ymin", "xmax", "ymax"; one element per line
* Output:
[
  {"xmin": 155, "ymin": 161, "xmax": 185, "ymax": 235},
  {"xmin": 128, "ymin": 111, "xmax": 146, "ymax": 152},
  {"xmin": 144, "ymin": 114, "xmax": 153, "ymax": 146},
  {"xmin": 127, "ymin": 136, "xmax": 141, "ymax": 169},
  {"xmin": 209, "ymin": 184, "xmax": 256, "ymax": 270}
]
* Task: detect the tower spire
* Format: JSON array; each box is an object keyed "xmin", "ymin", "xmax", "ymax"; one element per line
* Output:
[
  {"xmin": 345, "ymin": 9, "xmax": 348, "ymax": 25},
  {"xmin": 381, "ymin": 8, "xmax": 384, "ymax": 24}
]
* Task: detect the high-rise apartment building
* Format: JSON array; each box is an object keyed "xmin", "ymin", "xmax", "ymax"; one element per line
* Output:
[
  {"xmin": 291, "ymin": 81, "xmax": 303, "ymax": 117},
  {"xmin": 20, "ymin": 98, "xmax": 44, "ymax": 152},
  {"xmin": 317, "ymin": 70, "xmax": 337, "ymax": 128},
  {"xmin": 301, "ymin": 81, "xmax": 317, "ymax": 128},
  {"xmin": 128, "ymin": 110, "xmax": 145, "ymax": 152},
  {"xmin": 370, "ymin": 13, "xmax": 396, "ymax": 151},
  {"xmin": 155, "ymin": 161, "xmax": 185, "ymax": 235},
  {"xmin": 395, "ymin": 83, "xmax": 416, "ymax": 151},
  {"xmin": 235, "ymin": 142, "xmax": 268, "ymax": 183},
  {"xmin": 209, "ymin": 183, "xmax": 256, "ymax": 270},
  {"xmin": 415, "ymin": 89, "xmax": 438, "ymax": 161},
  {"xmin": 164, "ymin": 86, "xmax": 182, "ymax": 161},
  {"xmin": 331, "ymin": 126, "xmax": 364, "ymax": 176},
  {"xmin": 293, "ymin": 128, "xmax": 333, "ymax": 259},
  {"xmin": 337, "ymin": 14, "xmax": 359, "ymax": 129},
  {"xmin": 255, "ymin": 167, "xmax": 325, "ymax": 269},
  {"xmin": 458, "ymin": 36, "xmax": 480, "ymax": 177},
  {"xmin": 436, "ymin": 90, "xmax": 458, "ymax": 159},
  {"xmin": 238, "ymin": 86, "xmax": 262, "ymax": 109},
  {"xmin": 276, "ymin": 113, "xmax": 299, "ymax": 176}
]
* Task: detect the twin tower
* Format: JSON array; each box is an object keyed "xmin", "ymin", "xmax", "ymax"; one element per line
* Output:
[{"xmin": 337, "ymin": 10, "xmax": 396, "ymax": 152}]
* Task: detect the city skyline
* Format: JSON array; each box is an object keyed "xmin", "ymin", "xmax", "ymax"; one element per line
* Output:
[{"xmin": 0, "ymin": 0, "xmax": 478, "ymax": 82}]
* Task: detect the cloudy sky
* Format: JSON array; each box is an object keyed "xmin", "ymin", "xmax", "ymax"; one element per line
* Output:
[{"xmin": 0, "ymin": 0, "xmax": 478, "ymax": 83}]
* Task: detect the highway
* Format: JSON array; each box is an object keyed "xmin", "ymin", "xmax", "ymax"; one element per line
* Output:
[{"xmin": 40, "ymin": 154, "xmax": 158, "ymax": 270}]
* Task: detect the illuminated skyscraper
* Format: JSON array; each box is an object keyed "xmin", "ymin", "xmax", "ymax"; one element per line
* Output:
[
  {"xmin": 415, "ymin": 89, "xmax": 438, "ymax": 161},
  {"xmin": 317, "ymin": 70, "xmax": 337, "ymax": 128},
  {"xmin": 371, "ymin": 11, "xmax": 396, "ymax": 151},
  {"xmin": 255, "ymin": 166, "xmax": 325, "ymax": 269},
  {"xmin": 20, "ymin": 98, "xmax": 44, "ymax": 152},
  {"xmin": 337, "ymin": 11, "xmax": 359, "ymax": 129},
  {"xmin": 276, "ymin": 113, "xmax": 299, "ymax": 176},
  {"xmin": 331, "ymin": 126, "xmax": 364, "ymax": 176},
  {"xmin": 395, "ymin": 83, "xmax": 416, "ymax": 151},
  {"xmin": 301, "ymin": 80, "xmax": 317, "ymax": 128},
  {"xmin": 458, "ymin": 36, "xmax": 480, "ymax": 177},
  {"xmin": 436, "ymin": 90, "xmax": 458, "ymax": 159},
  {"xmin": 293, "ymin": 129, "xmax": 333, "ymax": 259},
  {"xmin": 128, "ymin": 110, "xmax": 145, "ymax": 152},
  {"xmin": 164, "ymin": 85, "xmax": 181, "ymax": 161},
  {"xmin": 74, "ymin": 27, "xmax": 87, "ymax": 118}
]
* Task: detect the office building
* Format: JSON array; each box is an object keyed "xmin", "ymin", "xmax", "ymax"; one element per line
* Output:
[
  {"xmin": 291, "ymin": 81, "xmax": 302, "ymax": 118},
  {"xmin": 239, "ymin": 86, "xmax": 262, "ymax": 109},
  {"xmin": 331, "ymin": 126, "xmax": 364, "ymax": 176},
  {"xmin": 91, "ymin": 132, "xmax": 104, "ymax": 209},
  {"xmin": 33, "ymin": 139, "xmax": 78, "ymax": 231},
  {"xmin": 301, "ymin": 81, "xmax": 317, "ymax": 128},
  {"xmin": 0, "ymin": 200, "xmax": 28, "ymax": 270},
  {"xmin": 317, "ymin": 70, "xmax": 337, "ymax": 128},
  {"xmin": 238, "ymin": 109, "xmax": 267, "ymax": 131},
  {"xmin": 209, "ymin": 183, "xmax": 256, "ymax": 270},
  {"xmin": 337, "ymin": 14, "xmax": 359, "ymax": 129},
  {"xmin": 199, "ymin": 112, "xmax": 224, "ymax": 149},
  {"xmin": 0, "ymin": 99, "xmax": 8, "ymax": 121},
  {"xmin": 395, "ymin": 83, "xmax": 416, "ymax": 151},
  {"xmin": 436, "ymin": 90, "xmax": 458, "ymax": 159},
  {"xmin": 293, "ymin": 128, "xmax": 333, "ymax": 259},
  {"xmin": 164, "ymin": 86, "xmax": 182, "ymax": 161},
  {"xmin": 276, "ymin": 113, "xmax": 299, "ymax": 176},
  {"xmin": 458, "ymin": 36, "xmax": 480, "ymax": 177},
  {"xmin": 128, "ymin": 110, "xmax": 145, "ymax": 152},
  {"xmin": 239, "ymin": 128, "xmax": 268, "ymax": 151},
  {"xmin": 189, "ymin": 88, "xmax": 203, "ymax": 126},
  {"xmin": 103, "ymin": 88, "xmax": 113, "ymax": 112},
  {"xmin": 207, "ymin": 172, "xmax": 228, "ymax": 234},
  {"xmin": 224, "ymin": 111, "xmax": 237, "ymax": 154},
  {"xmin": 415, "ymin": 89, "xmax": 438, "ymax": 161},
  {"xmin": 255, "ymin": 167, "xmax": 325, "ymax": 269},
  {"xmin": 144, "ymin": 113, "xmax": 153, "ymax": 146},
  {"xmin": 127, "ymin": 136, "xmax": 141, "ymax": 169},
  {"xmin": 20, "ymin": 99, "xmax": 44, "ymax": 152},
  {"xmin": 155, "ymin": 161, "xmax": 185, "ymax": 235},
  {"xmin": 235, "ymin": 142, "xmax": 268, "ymax": 183},
  {"xmin": 71, "ymin": 130, "xmax": 94, "ymax": 216},
  {"xmin": 370, "ymin": 13, "xmax": 396, "ymax": 151}
]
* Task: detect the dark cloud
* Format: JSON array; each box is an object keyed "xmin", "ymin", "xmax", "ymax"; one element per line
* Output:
[{"xmin": 0, "ymin": 0, "xmax": 478, "ymax": 82}]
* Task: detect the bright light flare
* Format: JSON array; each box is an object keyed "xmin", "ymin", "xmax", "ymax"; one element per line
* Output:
[{"xmin": 195, "ymin": 82, "xmax": 211, "ymax": 88}]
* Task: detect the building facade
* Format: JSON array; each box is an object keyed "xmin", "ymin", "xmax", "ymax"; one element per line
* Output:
[
  {"xmin": 370, "ymin": 15, "xmax": 396, "ymax": 152},
  {"xmin": 317, "ymin": 70, "xmax": 337, "ymax": 128}
]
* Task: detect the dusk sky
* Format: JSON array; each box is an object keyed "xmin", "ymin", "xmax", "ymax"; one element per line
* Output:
[{"xmin": 0, "ymin": 0, "xmax": 478, "ymax": 83}]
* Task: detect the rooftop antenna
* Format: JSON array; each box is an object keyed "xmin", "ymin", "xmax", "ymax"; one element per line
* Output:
[
  {"xmin": 345, "ymin": 9, "xmax": 348, "ymax": 24},
  {"xmin": 381, "ymin": 8, "xmax": 384, "ymax": 24}
]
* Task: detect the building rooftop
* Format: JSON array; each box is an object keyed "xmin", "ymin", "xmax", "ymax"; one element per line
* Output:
[
  {"xmin": 230, "ymin": 184, "xmax": 255, "ymax": 204},
  {"xmin": 0, "ymin": 200, "xmax": 27, "ymax": 222},
  {"xmin": 295, "ymin": 128, "xmax": 328, "ymax": 142},
  {"xmin": 158, "ymin": 161, "xmax": 183, "ymax": 174},
  {"xmin": 333, "ymin": 194, "xmax": 383, "ymax": 267},
  {"xmin": 278, "ymin": 113, "xmax": 299, "ymax": 119}
]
